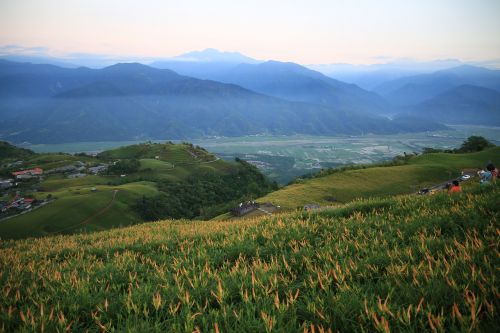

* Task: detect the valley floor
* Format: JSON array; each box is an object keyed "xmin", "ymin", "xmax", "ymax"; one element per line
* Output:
[{"xmin": 23, "ymin": 125, "xmax": 500, "ymax": 184}]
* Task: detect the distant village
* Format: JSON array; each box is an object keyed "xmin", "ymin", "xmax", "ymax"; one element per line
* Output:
[{"xmin": 0, "ymin": 160, "xmax": 110, "ymax": 219}]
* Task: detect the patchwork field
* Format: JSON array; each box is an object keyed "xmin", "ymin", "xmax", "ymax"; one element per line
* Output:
[{"xmin": 24, "ymin": 125, "xmax": 500, "ymax": 184}]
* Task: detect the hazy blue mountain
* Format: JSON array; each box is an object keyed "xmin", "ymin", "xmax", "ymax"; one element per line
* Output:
[
  {"xmin": 150, "ymin": 48, "xmax": 260, "ymax": 79},
  {"xmin": 404, "ymin": 85, "xmax": 500, "ymax": 125},
  {"xmin": 169, "ymin": 48, "xmax": 259, "ymax": 63},
  {"xmin": 0, "ymin": 60, "xmax": 446, "ymax": 143},
  {"xmin": 0, "ymin": 55, "xmax": 79, "ymax": 68},
  {"xmin": 210, "ymin": 61, "xmax": 393, "ymax": 115},
  {"xmin": 0, "ymin": 59, "xmax": 100, "ymax": 97},
  {"xmin": 374, "ymin": 65, "xmax": 500, "ymax": 106},
  {"xmin": 308, "ymin": 59, "xmax": 464, "ymax": 90}
]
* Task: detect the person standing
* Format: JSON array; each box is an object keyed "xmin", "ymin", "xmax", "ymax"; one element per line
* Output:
[
  {"xmin": 448, "ymin": 180, "xmax": 462, "ymax": 193},
  {"xmin": 486, "ymin": 163, "xmax": 498, "ymax": 184}
]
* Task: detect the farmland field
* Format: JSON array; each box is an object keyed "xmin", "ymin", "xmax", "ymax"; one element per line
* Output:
[{"xmin": 23, "ymin": 125, "xmax": 500, "ymax": 184}]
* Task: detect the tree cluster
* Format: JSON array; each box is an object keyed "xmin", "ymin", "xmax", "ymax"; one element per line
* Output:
[
  {"xmin": 134, "ymin": 159, "xmax": 278, "ymax": 220},
  {"xmin": 106, "ymin": 159, "xmax": 140, "ymax": 175},
  {"xmin": 422, "ymin": 136, "xmax": 495, "ymax": 154}
]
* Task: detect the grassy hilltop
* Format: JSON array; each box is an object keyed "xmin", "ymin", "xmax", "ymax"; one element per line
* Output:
[
  {"xmin": 0, "ymin": 182, "xmax": 498, "ymax": 332},
  {"xmin": 258, "ymin": 147, "xmax": 500, "ymax": 209},
  {"xmin": 0, "ymin": 142, "xmax": 276, "ymax": 239}
]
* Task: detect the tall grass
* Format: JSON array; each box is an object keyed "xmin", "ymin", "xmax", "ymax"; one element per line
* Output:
[{"xmin": 0, "ymin": 184, "xmax": 498, "ymax": 332}]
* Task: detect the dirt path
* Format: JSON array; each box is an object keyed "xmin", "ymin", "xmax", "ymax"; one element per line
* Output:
[
  {"xmin": 49, "ymin": 190, "xmax": 118, "ymax": 234},
  {"xmin": 258, "ymin": 207, "xmax": 272, "ymax": 216}
]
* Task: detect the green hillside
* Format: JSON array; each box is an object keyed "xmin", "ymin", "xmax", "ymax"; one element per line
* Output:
[
  {"xmin": 0, "ymin": 141, "xmax": 35, "ymax": 161},
  {"xmin": 0, "ymin": 182, "xmax": 497, "ymax": 332},
  {"xmin": 0, "ymin": 182, "xmax": 158, "ymax": 239},
  {"xmin": 0, "ymin": 142, "xmax": 276, "ymax": 239},
  {"xmin": 258, "ymin": 147, "xmax": 500, "ymax": 209}
]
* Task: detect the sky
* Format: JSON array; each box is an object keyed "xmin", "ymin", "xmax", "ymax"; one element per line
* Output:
[{"xmin": 0, "ymin": 0, "xmax": 499, "ymax": 65}]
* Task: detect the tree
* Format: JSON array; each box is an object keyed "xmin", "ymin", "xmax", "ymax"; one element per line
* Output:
[{"xmin": 458, "ymin": 136, "xmax": 494, "ymax": 153}]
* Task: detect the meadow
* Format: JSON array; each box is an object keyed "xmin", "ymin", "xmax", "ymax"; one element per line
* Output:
[
  {"xmin": 0, "ymin": 182, "xmax": 497, "ymax": 332},
  {"xmin": 0, "ymin": 181, "xmax": 159, "ymax": 239},
  {"xmin": 23, "ymin": 125, "xmax": 500, "ymax": 184},
  {"xmin": 258, "ymin": 147, "xmax": 500, "ymax": 209},
  {"xmin": 0, "ymin": 144, "xmax": 218, "ymax": 237}
]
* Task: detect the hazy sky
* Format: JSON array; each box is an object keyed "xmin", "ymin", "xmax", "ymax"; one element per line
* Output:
[{"xmin": 1, "ymin": 0, "xmax": 499, "ymax": 64}]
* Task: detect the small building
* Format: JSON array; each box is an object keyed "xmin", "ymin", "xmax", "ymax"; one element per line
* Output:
[
  {"xmin": 15, "ymin": 174, "xmax": 35, "ymax": 180},
  {"xmin": 20, "ymin": 198, "xmax": 34, "ymax": 210},
  {"xmin": 0, "ymin": 179, "xmax": 13, "ymax": 190},
  {"xmin": 4, "ymin": 160, "xmax": 23, "ymax": 168},
  {"xmin": 231, "ymin": 201, "xmax": 259, "ymax": 216},
  {"xmin": 88, "ymin": 165, "xmax": 107, "ymax": 174},
  {"xmin": 12, "ymin": 167, "xmax": 43, "ymax": 179}
]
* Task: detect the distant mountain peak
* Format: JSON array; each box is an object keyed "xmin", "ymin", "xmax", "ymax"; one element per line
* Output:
[{"xmin": 171, "ymin": 48, "xmax": 259, "ymax": 63}]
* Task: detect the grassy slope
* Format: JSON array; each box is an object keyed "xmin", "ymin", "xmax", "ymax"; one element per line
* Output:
[
  {"xmin": 0, "ymin": 183, "xmax": 497, "ymax": 332},
  {"xmin": 258, "ymin": 147, "xmax": 500, "ymax": 209},
  {"xmin": 0, "ymin": 141, "xmax": 34, "ymax": 161},
  {"xmin": 0, "ymin": 182, "xmax": 159, "ymax": 239},
  {"xmin": 0, "ymin": 143, "xmax": 233, "ymax": 239}
]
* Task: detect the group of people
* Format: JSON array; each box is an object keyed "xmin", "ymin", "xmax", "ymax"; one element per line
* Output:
[
  {"xmin": 478, "ymin": 163, "xmax": 498, "ymax": 185},
  {"xmin": 448, "ymin": 162, "xmax": 497, "ymax": 194}
]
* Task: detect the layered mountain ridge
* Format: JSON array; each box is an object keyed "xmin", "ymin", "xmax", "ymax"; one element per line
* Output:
[{"xmin": 0, "ymin": 59, "xmax": 445, "ymax": 144}]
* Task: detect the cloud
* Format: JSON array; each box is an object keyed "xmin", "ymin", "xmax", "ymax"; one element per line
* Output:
[{"xmin": 0, "ymin": 44, "xmax": 49, "ymax": 55}]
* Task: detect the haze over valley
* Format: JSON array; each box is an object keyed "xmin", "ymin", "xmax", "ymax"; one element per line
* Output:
[{"xmin": 1, "ymin": 1, "xmax": 499, "ymax": 332}]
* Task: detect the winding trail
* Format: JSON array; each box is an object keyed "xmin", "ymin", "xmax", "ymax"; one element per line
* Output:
[{"xmin": 49, "ymin": 190, "xmax": 118, "ymax": 234}]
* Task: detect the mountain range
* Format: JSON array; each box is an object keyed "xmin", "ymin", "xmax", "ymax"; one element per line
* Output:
[
  {"xmin": 404, "ymin": 85, "xmax": 500, "ymax": 125},
  {"xmin": 0, "ymin": 60, "xmax": 444, "ymax": 143},
  {"xmin": 0, "ymin": 49, "xmax": 499, "ymax": 144},
  {"xmin": 198, "ymin": 61, "xmax": 392, "ymax": 115},
  {"xmin": 308, "ymin": 59, "xmax": 465, "ymax": 90},
  {"xmin": 374, "ymin": 65, "xmax": 500, "ymax": 106}
]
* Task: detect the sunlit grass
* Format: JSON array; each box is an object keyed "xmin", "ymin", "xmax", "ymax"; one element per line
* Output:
[{"xmin": 0, "ymin": 183, "xmax": 498, "ymax": 332}]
